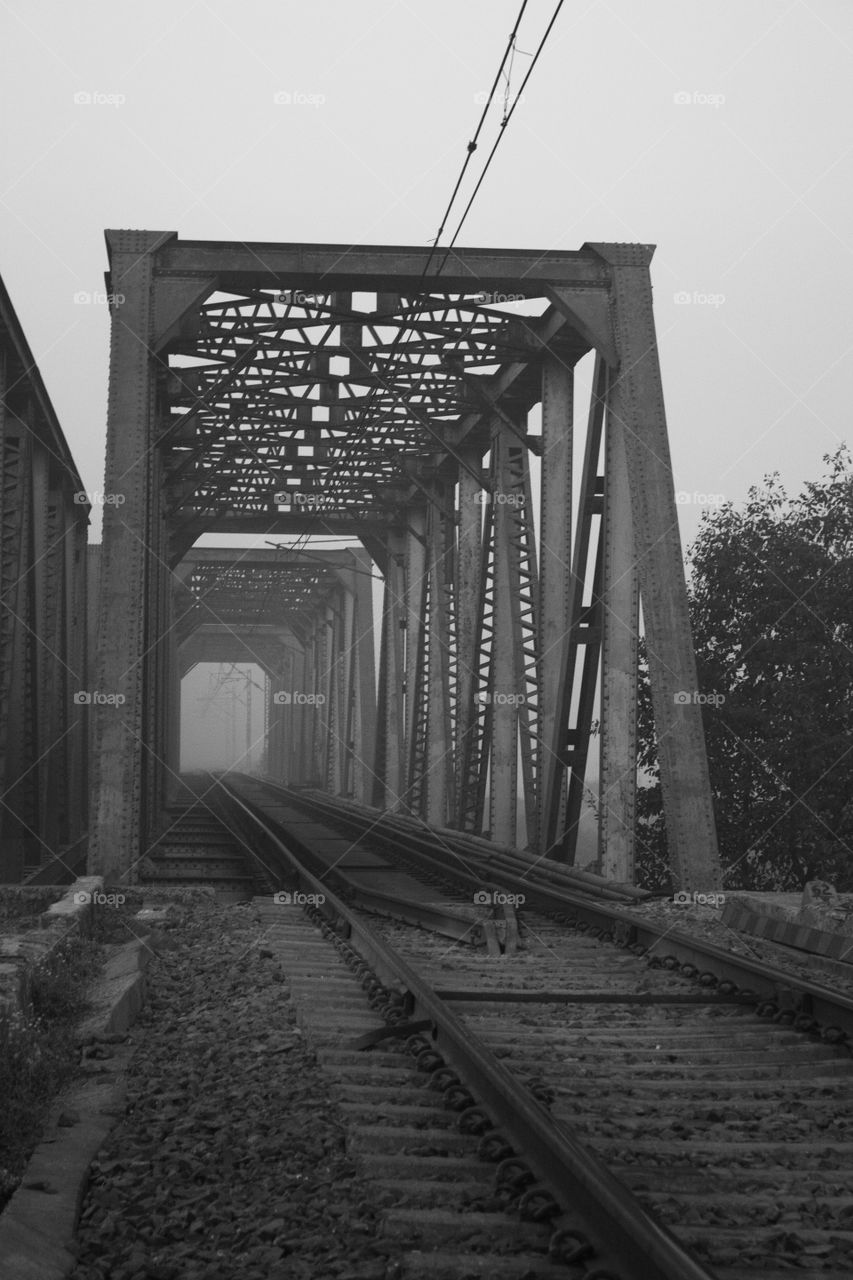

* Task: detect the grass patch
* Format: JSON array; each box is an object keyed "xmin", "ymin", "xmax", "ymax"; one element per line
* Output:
[{"xmin": 0, "ymin": 930, "xmax": 102, "ymax": 1209}]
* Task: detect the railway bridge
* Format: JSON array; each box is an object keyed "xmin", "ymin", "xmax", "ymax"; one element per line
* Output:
[{"xmin": 2, "ymin": 234, "xmax": 724, "ymax": 893}]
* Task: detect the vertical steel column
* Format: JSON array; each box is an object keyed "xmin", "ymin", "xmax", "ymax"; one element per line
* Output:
[
  {"xmin": 30, "ymin": 445, "xmax": 50, "ymax": 857},
  {"xmin": 0, "ymin": 360, "xmax": 32, "ymax": 877},
  {"xmin": 42, "ymin": 480, "xmax": 67, "ymax": 851},
  {"xmin": 325, "ymin": 600, "xmax": 342, "ymax": 794},
  {"xmin": 424, "ymin": 495, "xmax": 454, "ymax": 828},
  {"xmin": 4, "ymin": 421, "xmax": 37, "ymax": 870},
  {"xmin": 599, "ymin": 407, "xmax": 640, "ymax": 880},
  {"xmin": 301, "ymin": 627, "xmax": 315, "ymax": 783},
  {"xmin": 596, "ymin": 244, "xmax": 721, "ymax": 891},
  {"xmin": 66, "ymin": 504, "xmax": 88, "ymax": 853},
  {"xmin": 542, "ymin": 356, "xmax": 607, "ymax": 861},
  {"xmin": 537, "ymin": 357, "xmax": 573, "ymax": 853},
  {"xmin": 373, "ymin": 578, "xmax": 390, "ymax": 806},
  {"xmin": 318, "ymin": 611, "xmax": 331, "ymax": 789},
  {"xmin": 373, "ymin": 532, "xmax": 406, "ymax": 809},
  {"xmin": 90, "ymin": 232, "xmax": 169, "ymax": 881},
  {"xmin": 0, "ymin": 350, "xmax": 9, "ymax": 868},
  {"xmin": 338, "ymin": 586, "xmax": 354, "ymax": 796},
  {"xmin": 454, "ymin": 465, "xmax": 483, "ymax": 825},
  {"xmin": 489, "ymin": 431, "xmax": 520, "ymax": 844},
  {"xmin": 457, "ymin": 492, "xmax": 494, "ymax": 834},
  {"xmin": 0, "ymin": 350, "xmax": 6, "ymax": 850},
  {"xmin": 266, "ymin": 674, "xmax": 280, "ymax": 779},
  {"xmin": 353, "ymin": 552, "xmax": 376, "ymax": 804},
  {"xmin": 404, "ymin": 509, "xmax": 427, "ymax": 808},
  {"xmin": 282, "ymin": 643, "xmax": 301, "ymax": 782},
  {"xmin": 506, "ymin": 441, "xmax": 539, "ymax": 849},
  {"xmin": 165, "ymin": 596, "xmax": 181, "ymax": 802},
  {"xmin": 260, "ymin": 666, "xmax": 270, "ymax": 776},
  {"xmin": 268, "ymin": 645, "xmax": 290, "ymax": 781},
  {"xmin": 146, "ymin": 464, "xmax": 173, "ymax": 837}
]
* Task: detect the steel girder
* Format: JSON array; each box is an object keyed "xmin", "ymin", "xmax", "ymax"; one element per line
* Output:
[
  {"xmin": 93, "ymin": 232, "xmax": 720, "ymax": 891},
  {"xmin": 0, "ymin": 276, "xmax": 90, "ymax": 880}
]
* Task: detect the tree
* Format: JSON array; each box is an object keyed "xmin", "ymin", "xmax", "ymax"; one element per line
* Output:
[{"xmin": 636, "ymin": 448, "xmax": 853, "ymax": 893}]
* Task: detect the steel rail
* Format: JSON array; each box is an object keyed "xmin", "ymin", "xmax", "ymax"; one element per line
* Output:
[
  {"xmin": 211, "ymin": 773, "xmax": 718, "ymax": 1280},
  {"xmin": 253, "ymin": 778, "xmax": 644, "ymax": 904},
  {"xmin": 241, "ymin": 776, "xmax": 853, "ymax": 1041}
]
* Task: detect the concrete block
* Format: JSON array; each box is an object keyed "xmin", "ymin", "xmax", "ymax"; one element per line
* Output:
[
  {"xmin": 75, "ymin": 938, "xmax": 152, "ymax": 1040},
  {"xmin": 42, "ymin": 878, "xmax": 103, "ymax": 931}
]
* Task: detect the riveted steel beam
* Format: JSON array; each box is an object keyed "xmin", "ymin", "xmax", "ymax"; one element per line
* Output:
[
  {"xmin": 90, "ymin": 231, "xmax": 171, "ymax": 881},
  {"xmin": 599, "ymin": 405, "xmax": 639, "ymax": 880},
  {"xmin": 537, "ymin": 355, "xmax": 573, "ymax": 852},
  {"xmin": 590, "ymin": 244, "xmax": 721, "ymax": 891}
]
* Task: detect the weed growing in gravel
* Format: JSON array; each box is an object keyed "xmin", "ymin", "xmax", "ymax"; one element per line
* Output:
[{"xmin": 0, "ymin": 932, "xmax": 101, "ymax": 1207}]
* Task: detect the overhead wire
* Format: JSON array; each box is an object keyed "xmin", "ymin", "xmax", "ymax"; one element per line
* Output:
[
  {"xmin": 299, "ymin": 0, "xmax": 534, "ymax": 513},
  {"xmin": 263, "ymin": 0, "xmax": 564, "ymax": 553},
  {"xmin": 438, "ymin": 0, "xmax": 566, "ymax": 270}
]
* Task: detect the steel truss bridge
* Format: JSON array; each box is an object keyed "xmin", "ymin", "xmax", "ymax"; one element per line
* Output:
[
  {"xmin": 84, "ymin": 230, "xmax": 721, "ymax": 892},
  {"xmin": 0, "ymin": 235, "xmax": 723, "ymax": 892}
]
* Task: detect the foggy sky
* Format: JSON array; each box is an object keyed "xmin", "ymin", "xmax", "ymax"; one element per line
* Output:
[{"xmin": 2, "ymin": 0, "xmax": 850, "ymax": 556}]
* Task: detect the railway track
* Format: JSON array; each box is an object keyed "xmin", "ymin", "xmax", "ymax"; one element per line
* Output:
[
  {"xmin": 137, "ymin": 773, "xmax": 853, "ymax": 1278},
  {"xmin": 140, "ymin": 781, "xmax": 265, "ymax": 900}
]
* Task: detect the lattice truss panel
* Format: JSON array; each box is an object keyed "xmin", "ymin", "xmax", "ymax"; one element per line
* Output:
[
  {"xmin": 179, "ymin": 561, "xmax": 339, "ymax": 635},
  {"xmin": 162, "ymin": 289, "xmax": 557, "ymax": 536}
]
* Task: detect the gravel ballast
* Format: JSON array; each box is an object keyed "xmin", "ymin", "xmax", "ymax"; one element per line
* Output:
[{"xmin": 69, "ymin": 900, "xmax": 392, "ymax": 1280}]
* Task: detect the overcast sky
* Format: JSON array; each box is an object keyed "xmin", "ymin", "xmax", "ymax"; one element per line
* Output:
[{"xmin": 3, "ymin": 0, "xmax": 851, "ymax": 554}]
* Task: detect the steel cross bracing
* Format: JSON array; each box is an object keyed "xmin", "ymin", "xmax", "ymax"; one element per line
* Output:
[
  {"xmin": 91, "ymin": 232, "xmax": 721, "ymax": 892},
  {"xmin": 0, "ymin": 275, "xmax": 90, "ymax": 880}
]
